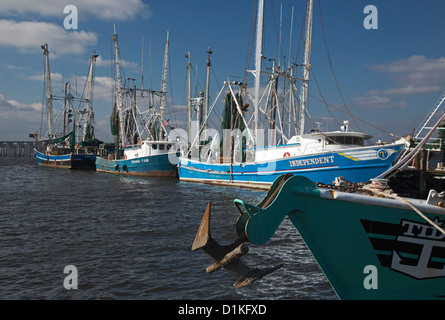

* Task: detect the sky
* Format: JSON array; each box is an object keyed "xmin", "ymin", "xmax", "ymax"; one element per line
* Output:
[{"xmin": 1, "ymin": 0, "xmax": 445, "ymax": 143}]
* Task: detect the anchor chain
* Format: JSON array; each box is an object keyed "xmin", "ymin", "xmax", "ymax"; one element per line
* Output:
[
  {"xmin": 315, "ymin": 176, "xmax": 367, "ymax": 193},
  {"xmin": 316, "ymin": 176, "xmax": 397, "ymax": 197}
]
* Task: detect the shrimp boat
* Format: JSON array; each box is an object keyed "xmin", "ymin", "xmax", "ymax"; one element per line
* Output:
[
  {"xmin": 178, "ymin": 0, "xmax": 407, "ymax": 189},
  {"xmin": 95, "ymin": 28, "xmax": 178, "ymax": 177},
  {"xmin": 33, "ymin": 44, "xmax": 101, "ymax": 169},
  {"xmin": 191, "ymin": 98, "xmax": 445, "ymax": 299}
]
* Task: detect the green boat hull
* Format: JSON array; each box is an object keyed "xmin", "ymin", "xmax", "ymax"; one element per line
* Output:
[{"xmin": 234, "ymin": 175, "xmax": 445, "ymax": 299}]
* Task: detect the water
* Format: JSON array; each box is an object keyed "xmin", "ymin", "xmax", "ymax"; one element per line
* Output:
[{"xmin": 0, "ymin": 155, "xmax": 337, "ymax": 300}]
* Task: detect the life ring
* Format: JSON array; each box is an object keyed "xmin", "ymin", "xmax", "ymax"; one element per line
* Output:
[{"xmin": 283, "ymin": 152, "xmax": 290, "ymax": 158}]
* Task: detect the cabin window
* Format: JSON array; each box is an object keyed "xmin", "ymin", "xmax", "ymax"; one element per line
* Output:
[
  {"xmin": 353, "ymin": 137, "xmax": 364, "ymax": 146},
  {"xmin": 159, "ymin": 144, "xmax": 165, "ymax": 150},
  {"xmin": 152, "ymin": 144, "xmax": 157, "ymax": 150},
  {"xmin": 166, "ymin": 144, "xmax": 171, "ymax": 150},
  {"xmin": 326, "ymin": 136, "xmax": 364, "ymax": 146}
]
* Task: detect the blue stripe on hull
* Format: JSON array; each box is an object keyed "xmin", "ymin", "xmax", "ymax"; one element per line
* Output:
[
  {"xmin": 34, "ymin": 149, "xmax": 96, "ymax": 170},
  {"xmin": 95, "ymin": 153, "xmax": 178, "ymax": 177},
  {"xmin": 178, "ymin": 144, "xmax": 403, "ymax": 187}
]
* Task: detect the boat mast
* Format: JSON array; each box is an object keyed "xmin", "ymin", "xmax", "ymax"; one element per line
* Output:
[
  {"xmin": 63, "ymin": 82, "xmax": 68, "ymax": 136},
  {"xmin": 41, "ymin": 43, "xmax": 53, "ymax": 138},
  {"xmin": 254, "ymin": 0, "xmax": 264, "ymax": 142},
  {"xmin": 112, "ymin": 25, "xmax": 126, "ymax": 146},
  {"xmin": 160, "ymin": 31, "xmax": 170, "ymax": 126},
  {"xmin": 83, "ymin": 50, "xmax": 99, "ymax": 142},
  {"xmin": 298, "ymin": 0, "xmax": 313, "ymax": 136},
  {"xmin": 204, "ymin": 47, "xmax": 212, "ymax": 139},
  {"xmin": 186, "ymin": 51, "xmax": 192, "ymax": 149},
  {"xmin": 141, "ymin": 36, "xmax": 144, "ymax": 91}
]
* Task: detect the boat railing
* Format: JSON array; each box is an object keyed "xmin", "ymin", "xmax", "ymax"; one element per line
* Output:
[{"xmin": 413, "ymin": 137, "xmax": 444, "ymax": 151}]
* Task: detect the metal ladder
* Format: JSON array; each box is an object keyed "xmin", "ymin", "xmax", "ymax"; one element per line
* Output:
[{"xmin": 414, "ymin": 89, "xmax": 445, "ymax": 139}]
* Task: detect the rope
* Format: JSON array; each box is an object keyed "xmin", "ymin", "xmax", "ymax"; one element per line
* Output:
[
  {"xmin": 316, "ymin": 0, "xmax": 361, "ymax": 133},
  {"xmin": 361, "ymin": 185, "xmax": 445, "ymax": 236}
]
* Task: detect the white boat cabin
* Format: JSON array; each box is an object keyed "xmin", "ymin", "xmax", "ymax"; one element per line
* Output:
[
  {"xmin": 254, "ymin": 130, "xmax": 373, "ymax": 163},
  {"xmin": 123, "ymin": 140, "xmax": 176, "ymax": 160}
]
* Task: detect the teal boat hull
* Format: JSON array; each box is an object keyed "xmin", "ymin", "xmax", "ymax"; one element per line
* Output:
[
  {"xmin": 95, "ymin": 153, "xmax": 178, "ymax": 177},
  {"xmin": 234, "ymin": 175, "xmax": 445, "ymax": 299}
]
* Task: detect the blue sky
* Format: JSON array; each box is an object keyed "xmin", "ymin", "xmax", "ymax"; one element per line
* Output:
[{"xmin": 1, "ymin": 0, "xmax": 445, "ymax": 143}]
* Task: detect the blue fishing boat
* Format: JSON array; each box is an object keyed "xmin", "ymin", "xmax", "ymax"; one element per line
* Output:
[
  {"xmin": 179, "ymin": 129, "xmax": 405, "ymax": 189},
  {"xmin": 95, "ymin": 28, "xmax": 178, "ymax": 177},
  {"xmin": 178, "ymin": 0, "xmax": 407, "ymax": 189},
  {"xmin": 96, "ymin": 140, "xmax": 178, "ymax": 177},
  {"xmin": 34, "ymin": 146, "xmax": 96, "ymax": 170},
  {"xmin": 33, "ymin": 44, "xmax": 101, "ymax": 170}
]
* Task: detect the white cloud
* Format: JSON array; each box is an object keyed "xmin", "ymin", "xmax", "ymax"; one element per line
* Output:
[
  {"xmin": 87, "ymin": 76, "xmax": 113, "ymax": 102},
  {"xmin": 353, "ymin": 55, "xmax": 445, "ymax": 110},
  {"xmin": 0, "ymin": 93, "xmax": 43, "ymax": 140},
  {"xmin": 95, "ymin": 55, "xmax": 140, "ymax": 71},
  {"xmin": 26, "ymin": 72, "xmax": 113, "ymax": 103},
  {"xmin": 26, "ymin": 72, "xmax": 64, "ymax": 83},
  {"xmin": 367, "ymin": 55, "xmax": 445, "ymax": 95},
  {"xmin": 351, "ymin": 95, "xmax": 407, "ymax": 109},
  {"xmin": 382, "ymin": 85, "xmax": 442, "ymax": 96},
  {"xmin": 0, "ymin": 93, "xmax": 41, "ymax": 112},
  {"xmin": 0, "ymin": 0, "xmax": 151, "ymax": 21},
  {"xmin": 369, "ymin": 55, "xmax": 445, "ymax": 75},
  {"xmin": 0, "ymin": 20, "xmax": 97, "ymax": 56}
]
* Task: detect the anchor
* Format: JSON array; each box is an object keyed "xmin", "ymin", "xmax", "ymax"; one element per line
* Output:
[{"xmin": 192, "ymin": 202, "xmax": 282, "ymax": 287}]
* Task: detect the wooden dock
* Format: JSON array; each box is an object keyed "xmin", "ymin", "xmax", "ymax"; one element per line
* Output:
[
  {"xmin": 0, "ymin": 141, "xmax": 35, "ymax": 157},
  {"xmin": 389, "ymin": 169, "xmax": 445, "ymax": 199},
  {"xmin": 389, "ymin": 149, "xmax": 445, "ymax": 198}
]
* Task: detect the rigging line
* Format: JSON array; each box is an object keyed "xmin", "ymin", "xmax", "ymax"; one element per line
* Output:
[
  {"xmin": 189, "ymin": 63, "xmax": 204, "ymax": 97},
  {"xmin": 361, "ymin": 185, "xmax": 445, "ymax": 236},
  {"xmin": 209, "ymin": 66, "xmax": 224, "ymax": 125},
  {"xmin": 267, "ymin": 0, "xmax": 285, "ymax": 66},
  {"xmin": 316, "ymin": 0, "xmax": 361, "ymax": 132},
  {"xmin": 311, "ymin": 68, "xmax": 341, "ymax": 127},
  {"xmin": 295, "ymin": 64, "xmax": 399, "ymax": 139},
  {"xmin": 167, "ymin": 50, "xmax": 178, "ymax": 128},
  {"xmin": 294, "ymin": 5, "xmax": 306, "ymax": 69},
  {"xmin": 308, "ymin": 91, "xmax": 402, "ymax": 139},
  {"xmin": 210, "ymin": 64, "xmax": 221, "ymax": 91},
  {"xmin": 244, "ymin": 0, "xmax": 257, "ymax": 83}
]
